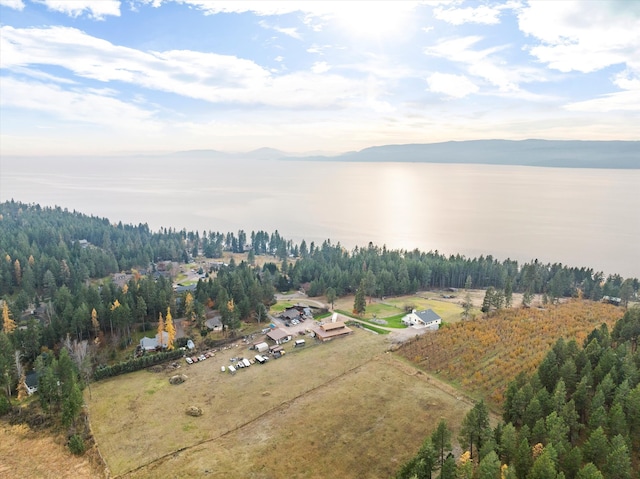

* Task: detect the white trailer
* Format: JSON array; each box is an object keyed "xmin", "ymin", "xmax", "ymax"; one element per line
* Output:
[
  {"xmin": 242, "ymin": 358, "xmax": 251, "ymax": 368},
  {"xmin": 254, "ymin": 355, "xmax": 266, "ymax": 364},
  {"xmin": 294, "ymin": 339, "xmax": 306, "ymax": 347},
  {"xmin": 228, "ymin": 365, "xmax": 236, "ymax": 375}
]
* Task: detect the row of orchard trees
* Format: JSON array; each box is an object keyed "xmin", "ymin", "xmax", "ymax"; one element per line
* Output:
[{"xmin": 397, "ymin": 307, "xmax": 640, "ymax": 479}]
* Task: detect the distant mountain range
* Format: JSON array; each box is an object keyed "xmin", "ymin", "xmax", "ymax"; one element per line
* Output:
[{"xmin": 171, "ymin": 140, "xmax": 640, "ymax": 168}]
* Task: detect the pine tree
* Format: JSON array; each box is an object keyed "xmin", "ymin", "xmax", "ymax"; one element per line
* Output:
[
  {"xmin": 478, "ymin": 450, "xmax": 501, "ymax": 479},
  {"xmin": 431, "ymin": 419, "xmax": 452, "ymax": 469},
  {"xmin": 458, "ymin": 400, "xmax": 491, "ymax": 460},
  {"xmin": 165, "ymin": 307, "xmax": 175, "ymax": 350},
  {"xmin": 481, "ymin": 288, "xmax": 495, "ymax": 313},
  {"xmin": 353, "ymin": 280, "xmax": 366, "ymax": 316}
]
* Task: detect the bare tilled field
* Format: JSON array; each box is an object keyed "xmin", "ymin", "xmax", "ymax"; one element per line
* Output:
[{"xmin": 88, "ymin": 330, "xmax": 473, "ymax": 478}]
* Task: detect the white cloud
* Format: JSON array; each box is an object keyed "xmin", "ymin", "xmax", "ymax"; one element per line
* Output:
[
  {"xmin": 0, "ymin": 76, "xmax": 156, "ymax": 126},
  {"xmin": 427, "ymin": 72, "xmax": 478, "ymax": 98},
  {"xmin": 274, "ymin": 56, "xmax": 284, "ymax": 62},
  {"xmin": 258, "ymin": 20, "xmax": 302, "ymax": 40},
  {"xmin": 0, "ymin": 25, "xmax": 369, "ymax": 109},
  {"xmin": 425, "ymin": 36, "xmax": 548, "ymax": 93},
  {"xmin": 564, "ymin": 90, "xmax": 640, "ymax": 113},
  {"xmin": 433, "ymin": 2, "xmax": 521, "ymax": 25},
  {"xmin": 148, "ymin": 0, "xmax": 421, "ymax": 18},
  {"xmin": 613, "ymin": 70, "xmax": 640, "ymax": 91},
  {"xmin": 33, "ymin": 0, "xmax": 121, "ymax": 19},
  {"xmin": 307, "ymin": 44, "xmax": 331, "ymax": 55},
  {"xmin": 434, "ymin": 5, "xmax": 501, "ymax": 25},
  {"xmin": 9, "ymin": 66, "xmax": 78, "ymax": 84},
  {"xmin": 518, "ymin": 1, "xmax": 640, "ymax": 74},
  {"xmin": 0, "ymin": 0, "xmax": 24, "ymax": 10},
  {"xmin": 311, "ymin": 61, "xmax": 330, "ymax": 74},
  {"xmin": 564, "ymin": 70, "xmax": 640, "ymax": 112}
]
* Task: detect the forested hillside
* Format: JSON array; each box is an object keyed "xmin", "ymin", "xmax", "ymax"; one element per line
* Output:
[{"xmin": 398, "ymin": 307, "xmax": 640, "ymax": 479}]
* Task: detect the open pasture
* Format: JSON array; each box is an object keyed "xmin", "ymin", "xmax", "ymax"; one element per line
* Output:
[
  {"xmin": 332, "ymin": 293, "xmax": 466, "ymax": 324},
  {"xmin": 88, "ymin": 330, "xmax": 471, "ymax": 478}
]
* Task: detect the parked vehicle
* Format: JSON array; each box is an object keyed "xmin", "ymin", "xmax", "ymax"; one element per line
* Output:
[
  {"xmin": 185, "ymin": 357, "xmax": 193, "ymax": 364},
  {"xmin": 228, "ymin": 365, "xmax": 236, "ymax": 375},
  {"xmin": 294, "ymin": 339, "xmax": 306, "ymax": 347},
  {"xmin": 242, "ymin": 358, "xmax": 251, "ymax": 368}
]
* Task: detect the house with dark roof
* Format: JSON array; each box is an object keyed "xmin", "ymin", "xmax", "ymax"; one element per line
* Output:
[
  {"xmin": 205, "ymin": 315, "xmax": 222, "ymax": 331},
  {"xmin": 25, "ymin": 371, "xmax": 38, "ymax": 396},
  {"xmin": 266, "ymin": 328, "xmax": 292, "ymax": 345},
  {"xmin": 175, "ymin": 283, "xmax": 198, "ymax": 294},
  {"xmin": 280, "ymin": 308, "xmax": 301, "ymax": 322},
  {"xmin": 401, "ymin": 309, "xmax": 442, "ymax": 329}
]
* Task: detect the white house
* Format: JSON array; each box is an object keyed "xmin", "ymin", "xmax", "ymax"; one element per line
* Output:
[{"xmin": 401, "ymin": 309, "xmax": 442, "ymax": 329}]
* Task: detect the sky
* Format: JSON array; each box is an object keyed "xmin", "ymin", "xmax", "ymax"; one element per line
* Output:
[{"xmin": 1, "ymin": 0, "xmax": 639, "ymax": 156}]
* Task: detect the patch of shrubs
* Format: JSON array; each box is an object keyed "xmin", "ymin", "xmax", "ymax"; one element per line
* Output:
[
  {"xmin": 0, "ymin": 395, "xmax": 11, "ymax": 416},
  {"xmin": 93, "ymin": 349, "xmax": 184, "ymax": 381},
  {"xmin": 68, "ymin": 434, "xmax": 86, "ymax": 455}
]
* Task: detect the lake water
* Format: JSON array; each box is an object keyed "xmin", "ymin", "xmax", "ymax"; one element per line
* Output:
[{"xmin": 1, "ymin": 156, "xmax": 639, "ymax": 278}]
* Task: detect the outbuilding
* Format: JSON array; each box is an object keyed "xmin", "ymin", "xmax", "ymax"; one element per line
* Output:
[
  {"xmin": 266, "ymin": 328, "xmax": 292, "ymax": 345},
  {"xmin": 254, "ymin": 341, "xmax": 269, "ymax": 353},
  {"xmin": 313, "ymin": 321, "xmax": 353, "ymax": 342}
]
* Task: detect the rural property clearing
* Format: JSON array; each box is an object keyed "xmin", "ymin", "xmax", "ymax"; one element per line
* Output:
[{"xmin": 88, "ymin": 329, "xmax": 473, "ymax": 478}]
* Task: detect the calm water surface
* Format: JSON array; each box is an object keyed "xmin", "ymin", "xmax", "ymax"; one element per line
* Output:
[{"xmin": 2, "ymin": 156, "xmax": 639, "ymax": 278}]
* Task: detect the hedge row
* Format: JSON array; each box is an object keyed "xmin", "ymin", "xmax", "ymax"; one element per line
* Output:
[{"xmin": 93, "ymin": 349, "xmax": 184, "ymax": 381}]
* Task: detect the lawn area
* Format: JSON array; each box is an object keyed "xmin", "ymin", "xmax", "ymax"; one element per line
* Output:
[
  {"xmin": 384, "ymin": 296, "xmax": 465, "ymax": 323},
  {"xmin": 333, "ymin": 294, "xmax": 465, "ymax": 324},
  {"xmin": 88, "ymin": 330, "xmax": 474, "ymax": 479},
  {"xmin": 269, "ymin": 301, "xmax": 295, "ymax": 314}
]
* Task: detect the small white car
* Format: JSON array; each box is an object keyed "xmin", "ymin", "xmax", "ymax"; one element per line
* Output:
[{"xmin": 185, "ymin": 357, "xmax": 193, "ymax": 364}]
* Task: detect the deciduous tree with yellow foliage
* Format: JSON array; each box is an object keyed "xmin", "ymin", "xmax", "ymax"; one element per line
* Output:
[
  {"xmin": 165, "ymin": 307, "xmax": 175, "ymax": 350},
  {"xmin": 157, "ymin": 312, "xmax": 164, "ymax": 348},
  {"xmin": 2, "ymin": 301, "xmax": 16, "ymax": 334}
]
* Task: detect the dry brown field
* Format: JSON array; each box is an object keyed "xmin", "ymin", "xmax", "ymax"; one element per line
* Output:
[
  {"xmin": 88, "ymin": 329, "xmax": 474, "ymax": 478},
  {"xmin": 0, "ymin": 423, "xmax": 103, "ymax": 478}
]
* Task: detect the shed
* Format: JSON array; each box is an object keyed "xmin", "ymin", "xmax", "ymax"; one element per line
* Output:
[{"xmin": 254, "ymin": 342, "xmax": 269, "ymax": 353}]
